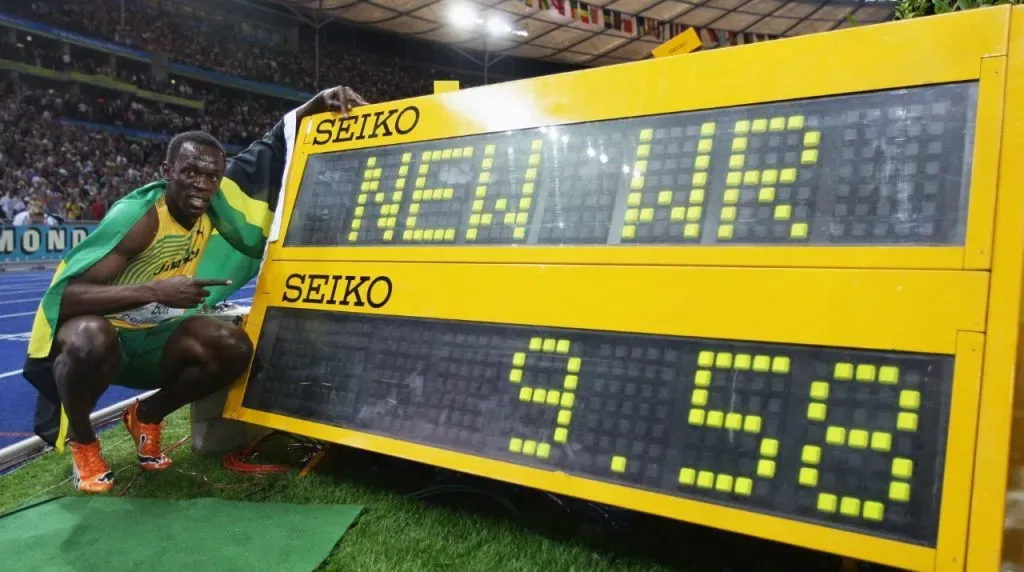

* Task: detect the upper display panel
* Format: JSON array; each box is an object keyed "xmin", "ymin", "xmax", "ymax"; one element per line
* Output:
[{"xmin": 284, "ymin": 82, "xmax": 977, "ymax": 247}]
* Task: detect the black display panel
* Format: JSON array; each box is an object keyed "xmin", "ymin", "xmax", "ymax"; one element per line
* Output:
[
  {"xmin": 242, "ymin": 308, "xmax": 953, "ymax": 545},
  {"xmin": 284, "ymin": 82, "xmax": 976, "ymax": 247}
]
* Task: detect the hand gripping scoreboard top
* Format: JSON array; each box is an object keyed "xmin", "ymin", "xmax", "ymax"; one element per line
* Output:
[{"xmin": 222, "ymin": 7, "xmax": 1024, "ymax": 571}]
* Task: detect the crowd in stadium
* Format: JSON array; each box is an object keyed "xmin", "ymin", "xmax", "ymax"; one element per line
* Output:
[{"xmin": 0, "ymin": 0, "xmax": 489, "ymax": 224}]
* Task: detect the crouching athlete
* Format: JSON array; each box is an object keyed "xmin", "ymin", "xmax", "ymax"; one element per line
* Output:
[{"xmin": 22, "ymin": 85, "xmax": 369, "ymax": 493}]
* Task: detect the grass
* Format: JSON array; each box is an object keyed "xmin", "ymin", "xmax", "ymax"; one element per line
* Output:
[{"xmin": 0, "ymin": 409, "xmax": 850, "ymax": 572}]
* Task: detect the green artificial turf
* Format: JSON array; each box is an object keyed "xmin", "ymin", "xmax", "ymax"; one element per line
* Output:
[{"xmin": 0, "ymin": 409, "xmax": 851, "ymax": 572}]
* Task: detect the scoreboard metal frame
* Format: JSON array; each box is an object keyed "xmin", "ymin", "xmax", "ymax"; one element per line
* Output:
[{"xmin": 221, "ymin": 7, "xmax": 1024, "ymax": 571}]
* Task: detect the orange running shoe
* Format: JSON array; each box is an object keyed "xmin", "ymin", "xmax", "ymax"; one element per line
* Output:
[
  {"xmin": 69, "ymin": 440, "xmax": 115, "ymax": 493},
  {"xmin": 122, "ymin": 402, "xmax": 173, "ymax": 471}
]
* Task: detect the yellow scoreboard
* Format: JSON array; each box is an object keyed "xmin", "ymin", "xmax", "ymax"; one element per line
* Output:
[{"xmin": 223, "ymin": 7, "xmax": 1024, "ymax": 571}]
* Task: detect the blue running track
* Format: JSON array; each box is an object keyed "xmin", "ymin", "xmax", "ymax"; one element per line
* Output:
[{"xmin": 0, "ymin": 270, "xmax": 256, "ymax": 450}]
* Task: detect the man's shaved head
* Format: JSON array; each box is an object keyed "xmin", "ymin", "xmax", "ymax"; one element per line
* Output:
[{"xmin": 166, "ymin": 131, "xmax": 225, "ymax": 165}]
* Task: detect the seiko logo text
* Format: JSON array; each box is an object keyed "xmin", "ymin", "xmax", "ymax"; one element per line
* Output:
[
  {"xmin": 282, "ymin": 273, "xmax": 393, "ymax": 308},
  {"xmin": 311, "ymin": 106, "xmax": 420, "ymax": 146}
]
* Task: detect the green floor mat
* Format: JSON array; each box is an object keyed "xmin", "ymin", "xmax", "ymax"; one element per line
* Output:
[{"xmin": 0, "ymin": 496, "xmax": 362, "ymax": 571}]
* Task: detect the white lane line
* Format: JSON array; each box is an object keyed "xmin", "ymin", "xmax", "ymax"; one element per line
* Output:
[
  {"xmin": 0, "ymin": 311, "xmax": 37, "ymax": 319},
  {"xmin": 0, "ymin": 278, "xmax": 55, "ymax": 285},
  {"xmin": 0, "ymin": 298, "xmax": 41, "ymax": 305},
  {"xmin": 1, "ymin": 288, "xmax": 52, "ymax": 296},
  {"xmin": 0, "ymin": 369, "xmax": 23, "ymax": 379}
]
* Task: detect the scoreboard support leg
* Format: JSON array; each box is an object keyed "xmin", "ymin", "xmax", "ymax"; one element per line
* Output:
[{"xmin": 190, "ymin": 385, "xmax": 268, "ymax": 454}]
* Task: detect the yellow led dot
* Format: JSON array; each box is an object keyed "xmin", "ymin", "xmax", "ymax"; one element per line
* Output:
[
  {"xmin": 469, "ymin": 214, "xmax": 481, "ymax": 227},
  {"xmin": 694, "ymin": 155, "xmax": 710, "ymax": 170},
  {"xmin": 519, "ymin": 387, "xmax": 532, "ymax": 402},
  {"xmin": 555, "ymin": 339, "xmax": 570, "ymax": 354},
  {"xmin": 557, "ymin": 410, "xmax": 572, "ymax": 426},
  {"xmin": 889, "ymin": 481, "xmax": 911, "ymax": 502},
  {"xmin": 348, "ymin": 231, "xmax": 359, "ymax": 242},
  {"xmin": 697, "ymin": 351, "xmax": 714, "ymax": 368},
  {"xmin": 804, "ymin": 131, "xmax": 821, "ymax": 146},
  {"xmin": 636, "ymin": 144, "xmax": 650, "ymax": 158},
  {"xmin": 529, "ymin": 338, "xmax": 542, "ymax": 351},
  {"xmin": 509, "ymin": 369, "xmax": 523, "ymax": 383},
  {"xmin": 466, "ymin": 228, "xmax": 478, "ymax": 240},
  {"xmin": 729, "ymin": 154, "xmax": 745, "ymax": 170},
  {"xmin": 692, "ymin": 172, "xmax": 708, "ymax": 187},
  {"xmin": 523, "ymin": 440, "xmax": 537, "ymax": 456},
  {"xmin": 840, "ymin": 497, "xmax": 861, "ymax": 517},
  {"xmin": 717, "ymin": 224, "xmax": 734, "ymax": 240},
  {"xmin": 758, "ymin": 187, "xmax": 776, "ymax": 203},
  {"xmin": 700, "ymin": 122, "xmax": 716, "ymax": 136},
  {"xmin": 743, "ymin": 415, "xmax": 762, "ymax": 433},
  {"xmin": 513, "ymin": 352, "xmax": 526, "ymax": 367},
  {"xmin": 760, "ymin": 438, "xmax": 779, "ymax": 458},
  {"xmin": 431, "ymin": 150, "xmax": 443, "ymax": 161},
  {"xmin": 513, "ymin": 227, "xmax": 526, "ymax": 240},
  {"xmin": 560, "ymin": 393, "xmax": 575, "ymax": 408},
  {"xmin": 697, "ymin": 471, "xmax": 715, "ymax": 489},
  {"xmin": 630, "ymin": 176, "xmax": 645, "ymax": 190},
  {"xmin": 807, "ymin": 403, "xmax": 827, "ymax": 421},
  {"xmin": 689, "ymin": 188, "xmax": 705, "ymax": 204},
  {"xmin": 624, "ymin": 209, "xmax": 639, "ymax": 224},
  {"xmin": 463, "ymin": 147, "xmax": 473, "ymax": 157},
  {"xmin": 697, "ymin": 138, "xmax": 713, "ymax": 153},
  {"xmin": 774, "ymin": 205, "xmax": 792, "ymax": 221},
  {"xmin": 752, "ymin": 119, "xmax": 768, "ymax": 133},
  {"xmin": 418, "ymin": 164, "xmax": 430, "ymax": 175},
  {"xmin": 725, "ymin": 413, "xmax": 743, "ymax": 431},
  {"xmin": 801, "ymin": 149, "xmax": 819, "ymax": 165},
  {"xmin": 694, "ymin": 370, "xmax": 712, "ymax": 387},
  {"xmin": 609, "ymin": 456, "xmax": 628, "ymax": 473},
  {"xmin": 416, "ymin": 177, "xmax": 427, "ymax": 188},
  {"xmin": 834, "ymin": 363, "xmax": 854, "ymax": 380},
  {"xmin": 726, "ymin": 172, "xmax": 742, "ymax": 186},
  {"xmin": 542, "ymin": 339, "xmax": 556, "ymax": 352},
  {"xmin": 377, "ymin": 218, "xmax": 387, "ymax": 229},
  {"xmin": 546, "ymin": 391, "xmax": 561, "ymax": 406},
  {"xmin": 536, "ymin": 443, "xmax": 551, "ymax": 459},
  {"xmin": 720, "ymin": 206, "xmax": 737, "ymax": 222},
  {"xmin": 633, "ymin": 160, "xmax": 648, "ymax": 174},
  {"xmin": 734, "ymin": 120, "xmax": 751, "ymax": 134},
  {"xmin": 731, "ymin": 137, "xmax": 748, "ymax": 152},
  {"xmin": 509, "ymin": 438, "xmax": 523, "ymax": 453},
  {"xmin": 627, "ymin": 193, "xmax": 642, "ymax": 207},
  {"xmin": 568, "ymin": 358, "xmax": 581, "ymax": 373},
  {"xmin": 414, "ymin": 191, "xmax": 424, "ymax": 202},
  {"xmin": 817, "ymin": 493, "xmax": 838, "ymax": 514},
  {"xmin": 810, "ymin": 381, "xmax": 829, "ymax": 400},
  {"xmin": 753, "ymin": 355, "xmax": 771, "ymax": 372},
  {"xmin": 383, "ymin": 230, "xmax": 394, "ymax": 241},
  {"xmin": 715, "ymin": 474, "xmax": 734, "ymax": 492},
  {"xmin": 407, "ymin": 216, "xmax": 418, "ymax": 228},
  {"xmin": 769, "ymin": 117, "xmax": 786, "ymax": 131},
  {"xmin": 863, "ymin": 501, "xmax": 884, "ymax": 522},
  {"xmin": 351, "ymin": 219, "xmax": 363, "ymax": 230},
  {"xmin": 640, "ymin": 208, "xmax": 655, "ymax": 222},
  {"xmin": 678, "ymin": 467, "xmax": 697, "ymax": 486},
  {"xmin": 871, "ymin": 432, "xmax": 892, "ymax": 452},
  {"xmin": 791, "ymin": 223, "xmax": 809, "ymax": 239},
  {"xmin": 691, "ymin": 389, "xmax": 709, "ymax": 407},
  {"xmin": 528, "ymin": 154, "xmax": 540, "ymax": 166},
  {"xmin": 780, "ymin": 168, "xmax": 797, "ymax": 184},
  {"xmin": 423, "ymin": 189, "xmax": 435, "ymax": 201},
  {"xmin": 374, "ymin": 191, "xmax": 384, "ymax": 202},
  {"xmin": 688, "ymin": 408, "xmax": 706, "ymax": 426},
  {"xmin": 849, "ymin": 429, "xmax": 869, "ymax": 449},
  {"xmin": 706, "ymin": 410, "xmax": 724, "ymax": 428},
  {"xmin": 638, "ymin": 128, "xmax": 653, "ymax": 142},
  {"xmin": 897, "ymin": 412, "xmax": 919, "ymax": 432},
  {"xmin": 471, "ymin": 186, "xmax": 486, "ymax": 199},
  {"xmin": 730, "ymin": 354, "xmax": 750, "ymax": 371},
  {"xmin": 685, "ymin": 224, "xmax": 701, "ymax": 239},
  {"xmin": 786, "ymin": 115, "xmax": 805, "ymax": 130},
  {"xmin": 799, "ymin": 467, "xmax": 819, "ymax": 486},
  {"xmin": 802, "ymin": 445, "xmax": 822, "ymax": 465},
  {"xmin": 519, "ymin": 197, "xmax": 532, "ymax": 210},
  {"xmin": 423, "ymin": 230, "xmax": 435, "ymax": 241},
  {"xmin": 856, "ymin": 364, "xmax": 877, "ymax": 382},
  {"xmin": 826, "ymin": 426, "xmax": 846, "ymax": 445},
  {"xmin": 482, "ymin": 214, "xmax": 494, "ymax": 227},
  {"xmin": 523, "ymin": 182, "xmax": 534, "ymax": 196},
  {"xmin": 443, "ymin": 188, "xmax": 454, "ymax": 200},
  {"xmin": 420, "ymin": 151, "xmax": 431, "ymax": 161},
  {"xmin": 757, "ymin": 459, "xmax": 776, "ymax": 478},
  {"xmin": 554, "ymin": 428, "xmax": 568, "ymax": 443},
  {"xmin": 658, "ymin": 190, "xmax": 673, "ymax": 205},
  {"xmin": 723, "ymin": 188, "xmax": 739, "ymax": 204},
  {"xmin": 670, "ymin": 207, "xmax": 687, "ymax": 221},
  {"xmin": 360, "ymin": 182, "xmax": 371, "ymax": 191},
  {"xmin": 478, "ymin": 172, "xmax": 490, "ymax": 183},
  {"xmin": 761, "ymin": 169, "xmax": 778, "ymax": 185},
  {"xmin": 400, "ymin": 152, "xmax": 411, "ymax": 163},
  {"xmin": 771, "ymin": 356, "xmax": 790, "ymax": 374},
  {"xmin": 892, "ymin": 458, "xmax": 914, "ymax": 479},
  {"xmin": 899, "ymin": 390, "xmax": 921, "ymax": 410},
  {"xmin": 743, "ymin": 171, "xmax": 760, "ymax": 186},
  {"xmin": 526, "ymin": 168, "xmax": 537, "ymax": 181},
  {"xmin": 563, "ymin": 375, "xmax": 578, "ymax": 391},
  {"xmin": 879, "ymin": 366, "xmax": 900, "ymax": 384},
  {"xmin": 715, "ymin": 353, "xmax": 733, "ymax": 369},
  {"xmin": 734, "ymin": 477, "xmax": 753, "ymax": 496},
  {"xmin": 495, "ymin": 198, "xmax": 508, "ymax": 211},
  {"xmin": 409, "ymin": 203, "xmax": 420, "ymax": 214},
  {"xmin": 403, "ymin": 230, "xmax": 413, "ymax": 241}
]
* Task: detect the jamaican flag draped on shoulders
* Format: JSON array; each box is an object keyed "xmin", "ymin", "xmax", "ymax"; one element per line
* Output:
[{"xmin": 24, "ymin": 109, "xmax": 299, "ymax": 449}]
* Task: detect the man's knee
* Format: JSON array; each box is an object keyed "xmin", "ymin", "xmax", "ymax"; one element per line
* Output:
[
  {"xmin": 56, "ymin": 317, "xmax": 120, "ymax": 369},
  {"xmin": 178, "ymin": 317, "xmax": 253, "ymax": 374}
]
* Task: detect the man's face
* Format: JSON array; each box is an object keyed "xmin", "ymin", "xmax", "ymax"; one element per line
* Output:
[{"xmin": 164, "ymin": 141, "xmax": 225, "ymax": 221}]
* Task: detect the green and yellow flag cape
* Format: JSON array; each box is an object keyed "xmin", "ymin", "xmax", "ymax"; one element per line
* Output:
[{"xmin": 24, "ymin": 112, "xmax": 299, "ymax": 450}]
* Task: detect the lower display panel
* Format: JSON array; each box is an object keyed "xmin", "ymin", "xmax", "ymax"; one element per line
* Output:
[{"xmin": 241, "ymin": 307, "xmax": 953, "ymax": 545}]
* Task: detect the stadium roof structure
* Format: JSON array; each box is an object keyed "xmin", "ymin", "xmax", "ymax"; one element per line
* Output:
[{"xmin": 271, "ymin": 0, "xmax": 898, "ymax": 67}]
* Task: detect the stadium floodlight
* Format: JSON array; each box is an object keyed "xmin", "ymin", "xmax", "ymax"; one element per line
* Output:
[
  {"xmin": 450, "ymin": 3, "xmax": 480, "ymax": 29},
  {"xmin": 486, "ymin": 15, "xmax": 512, "ymax": 36}
]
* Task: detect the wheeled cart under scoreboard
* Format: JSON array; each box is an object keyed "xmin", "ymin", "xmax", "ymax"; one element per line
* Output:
[{"xmin": 222, "ymin": 7, "xmax": 1024, "ymax": 570}]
